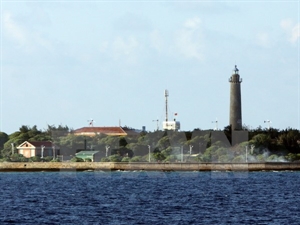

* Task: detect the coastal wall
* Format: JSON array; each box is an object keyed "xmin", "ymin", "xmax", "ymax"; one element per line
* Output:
[{"xmin": 1, "ymin": 162, "xmax": 300, "ymax": 171}]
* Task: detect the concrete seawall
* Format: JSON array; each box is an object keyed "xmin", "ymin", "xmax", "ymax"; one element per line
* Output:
[{"xmin": 1, "ymin": 162, "xmax": 300, "ymax": 172}]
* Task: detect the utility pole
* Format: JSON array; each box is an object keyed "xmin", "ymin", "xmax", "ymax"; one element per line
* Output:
[
  {"xmin": 152, "ymin": 119, "xmax": 159, "ymax": 131},
  {"xmin": 41, "ymin": 145, "xmax": 45, "ymax": 158},
  {"xmin": 245, "ymin": 146, "xmax": 248, "ymax": 163},
  {"xmin": 189, "ymin": 145, "xmax": 193, "ymax": 155},
  {"xmin": 105, "ymin": 145, "xmax": 110, "ymax": 157},
  {"xmin": 148, "ymin": 145, "xmax": 151, "ymax": 162},
  {"xmin": 52, "ymin": 146, "xmax": 56, "ymax": 160},
  {"xmin": 264, "ymin": 120, "xmax": 271, "ymax": 129},
  {"xmin": 212, "ymin": 118, "xmax": 218, "ymax": 130},
  {"xmin": 11, "ymin": 143, "xmax": 14, "ymax": 155}
]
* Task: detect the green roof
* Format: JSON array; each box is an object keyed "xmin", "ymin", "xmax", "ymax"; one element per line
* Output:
[{"xmin": 76, "ymin": 151, "xmax": 99, "ymax": 158}]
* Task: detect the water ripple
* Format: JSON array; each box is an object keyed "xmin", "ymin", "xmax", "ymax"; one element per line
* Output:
[{"xmin": 0, "ymin": 171, "xmax": 300, "ymax": 224}]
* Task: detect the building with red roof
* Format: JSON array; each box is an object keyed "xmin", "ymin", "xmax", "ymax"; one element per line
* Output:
[{"xmin": 73, "ymin": 126, "xmax": 140, "ymax": 137}]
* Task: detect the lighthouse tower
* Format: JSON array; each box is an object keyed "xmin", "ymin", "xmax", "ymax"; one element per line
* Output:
[{"xmin": 229, "ymin": 65, "xmax": 242, "ymax": 130}]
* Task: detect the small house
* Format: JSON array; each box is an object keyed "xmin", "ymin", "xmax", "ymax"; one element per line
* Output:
[{"xmin": 17, "ymin": 141, "xmax": 56, "ymax": 158}]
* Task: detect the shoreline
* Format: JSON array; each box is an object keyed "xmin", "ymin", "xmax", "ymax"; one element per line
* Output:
[{"xmin": 0, "ymin": 162, "xmax": 300, "ymax": 172}]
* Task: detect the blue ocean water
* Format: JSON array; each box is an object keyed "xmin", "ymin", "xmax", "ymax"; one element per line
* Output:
[{"xmin": 0, "ymin": 171, "xmax": 300, "ymax": 225}]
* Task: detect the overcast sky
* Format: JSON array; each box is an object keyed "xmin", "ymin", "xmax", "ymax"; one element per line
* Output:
[{"xmin": 0, "ymin": 0, "xmax": 299, "ymax": 134}]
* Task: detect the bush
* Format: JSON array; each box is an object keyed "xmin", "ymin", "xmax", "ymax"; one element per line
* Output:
[
  {"xmin": 30, "ymin": 156, "xmax": 41, "ymax": 162},
  {"xmin": 0, "ymin": 157, "xmax": 11, "ymax": 162},
  {"xmin": 44, "ymin": 156, "xmax": 53, "ymax": 162},
  {"xmin": 285, "ymin": 153, "xmax": 297, "ymax": 162},
  {"xmin": 70, "ymin": 157, "xmax": 84, "ymax": 162},
  {"xmin": 266, "ymin": 154, "xmax": 279, "ymax": 162},
  {"xmin": 218, "ymin": 155, "xmax": 230, "ymax": 163},
  {"xmin": 232, "ymin": 155, "xmax": 245, "ymax": 163},
  {"xmin": 108, "ymin": 154, "xmax": 122, "ymax": 162},
  {"xmin": 164, "ymin": 155, "xmax": 177, "ymax": 163},
  {"xmin": 201, "ymin": 153, "xmax": 212, "ymax": 162},
  {"xmin": 121, "ymin": 157, "xmax": 130, "ymax": 162},
  {"xmin": 100, "ymin": 157, "xmax": 110, "ymax": 162},
  {"xmin": 130, "ymin": 156, "xmax": 143, "ymax": 162},
  {"xmin": 51, "ymin": 158, "xmax": 61, "ymax": 162},
  {"xmin": 10, "ymin": 154, "xmax": 28, "ymax": 162},
  {"xmin": 256, "ymin": 154, "xmax": 265, "ymax": 162},
  {"xmin": 152, "ymin": 151, "xmax": 166, "ymax": 162}
]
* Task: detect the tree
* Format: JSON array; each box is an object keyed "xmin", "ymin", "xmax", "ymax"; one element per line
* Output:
[
  {"xmin": 111, "ymin": 147, "xmax": 133, "ymax": 158},
  {"xmin": 252, "ymin": 134, "xmax": 271, "ymax": 149},
  {"xmin": 152, "ymin": 148, "xmax": 166, "ymax": 161},
  {"xmin": 119, "ymin": 137, "xmax": 128, "ymax": 147},
  {"xmin": 127, "ymin": 143, "xmax": 148, "ymax": 156},
  {"xmin": 1, "ymin": 125, "xmax": 52, "ymax": 158},
  {"xmin": 0, "ymin": 132, "xmax": 8, "ymax": 151}
]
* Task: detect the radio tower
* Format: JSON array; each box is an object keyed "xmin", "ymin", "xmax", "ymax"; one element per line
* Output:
[
  {"xmin": 165, "ymin": 89, "xmax": 169, "ymax": 122},
  {"xmin": 162, "ymin": 89, "xmax": 180, "ymax": 130},
  {"xmin": 229, "ymin": 65, "xmax": 242, "ymax": 130}
]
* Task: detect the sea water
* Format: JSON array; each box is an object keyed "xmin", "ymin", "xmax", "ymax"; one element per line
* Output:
[{"xmin": 0, "ymin": 171, "xmax": 300, "ymax": 224}]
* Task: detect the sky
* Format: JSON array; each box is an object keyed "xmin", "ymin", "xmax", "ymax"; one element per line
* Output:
[{"xmin": 0, "ymin": 0, "xmax": 299, "ymax": 134}]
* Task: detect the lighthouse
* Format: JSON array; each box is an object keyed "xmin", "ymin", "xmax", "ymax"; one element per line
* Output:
[{"xmin": 229, "ymin": 65, "xmax": 242, "ymax": 130}]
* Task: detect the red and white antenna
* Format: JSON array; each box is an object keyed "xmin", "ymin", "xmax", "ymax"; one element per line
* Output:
[{"xmin": 174, "ymin": 112, "xmax": 178, "ymax": 121}]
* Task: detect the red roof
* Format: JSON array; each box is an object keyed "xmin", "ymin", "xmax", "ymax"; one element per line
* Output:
[{"xmin": 73, "ymin": 127, "xmax": 127, "ymax": 135}]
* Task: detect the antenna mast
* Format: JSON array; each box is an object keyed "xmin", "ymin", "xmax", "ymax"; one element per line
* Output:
[
  {"xmin": 165, "ymin": 90, "xmax": 169, "ymax": 122},
  {"xmin": 88, "ymin": 119, "xmax": 95, "ymax": 127}
]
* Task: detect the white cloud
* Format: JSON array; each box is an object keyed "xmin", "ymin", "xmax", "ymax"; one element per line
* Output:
[
  {"xmin": 280, "ymin": 18, "xmax": 293, "ymax": 29},
  {"xmin": 290, "ymin": 24, "xmax": 300, "ymax": 43},
  {"xmin": 184, "ymin": 17, "xmax": 201, "ymax": 29},
  {"xmin": 99, "ymin": 41, "xmax": 109, "ymax": 53},
  {"xmin": 174, "ymin": 17, "xmax": 204, "ymax": 61},
  {"xmin": 114, "ymin": 12, "xmax": 151, "ymax": 31},
  {"xmin": 98, "ymin": 35, "xmax": 141, "ymax": 66},
  {"xmin": 3, "ymin": 11, "xmax": 53, "ymax": 53},
  {"xmin": 150, "ymin": 29, "xmax": 163, "ymax": 53},
  {"xmin": 3, "ymin": 12, "xmax": 27, "ymax": 46},
  {"xmin": 111, "ymin": 36, "xmax": 140, "ymax": 64},
  {"xmin": 280, "ymin": 18, "xmax": 300, "ymax": 44},
  {"xmin": 256, "ymin": 32, "xmax": 271, "ymax": 48}
]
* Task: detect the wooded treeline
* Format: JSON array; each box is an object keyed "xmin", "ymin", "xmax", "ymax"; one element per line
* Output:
[{"xmin": 1, "ymin": 125, "xmax": 300, "ymax": 162}]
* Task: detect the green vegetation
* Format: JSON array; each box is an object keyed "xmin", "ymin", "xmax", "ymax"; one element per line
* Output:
[{"xmin": 1, "ymin": 125, "xmax": 300, "ymax": 163}]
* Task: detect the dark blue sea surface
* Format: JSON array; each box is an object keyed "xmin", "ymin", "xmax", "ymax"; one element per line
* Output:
[{"xmin": 0, "ymin": 170, "xmax": 300, "ymax": 224}]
